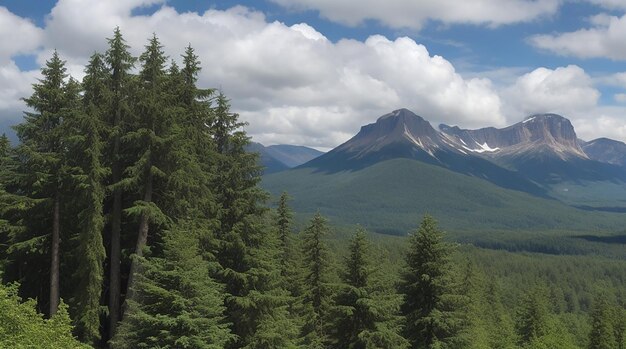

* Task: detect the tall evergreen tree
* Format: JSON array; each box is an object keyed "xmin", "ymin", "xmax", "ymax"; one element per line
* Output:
[
  {"xmin": 68, "ymin": 52, "xmax": 109, "ymax": 344},
  {"xmin": 210, "ymin": 94, "xmax": 297, "ymax": 349},
  {"xmin": 12, "ymin": 51, "xmax": 74, "ymax": 316},
  {"xmin": 588, "ymin": 296, "xmax": 618, "ymax": 349},
  {"xmin": 300, "ymin": 212, "xmax": 333, "ymax": 347},
  {"xmin": 104, "ymin": 27, "xmax": 136, "ymax": 338},
  {"xmin": 330, "ymin": 228, "xmax": 408, "ymax": 349},
  {"xmin": 516, "ymin": 286, "xmax": 551, "ymax": 345},
  {"xmin": 124, "ymin": 34, "xmax": 170, "ymax": 301},
  {"xmin": 398, "ymin": 215, "xmax": 465, "ymax": 349},
  {"xmin": 112, "ymin": 223, "xmax": 233, "ymax": 349}
]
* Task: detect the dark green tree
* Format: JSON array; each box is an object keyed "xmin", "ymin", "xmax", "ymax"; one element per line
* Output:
[
  {"xmin": 112, "ymin": 223, "xmax": 232, "ymax": 349},
  {"xmin": 124, "ymin": 34, "xmax": 170, "ymax": 301},
  {"xmin": 588, "ymin": 296, "xmax": 618, "ymax": 349},
  {"xmin": 104, "ymin": 27, "xmax": 136, "ymax": 338},
  {"xmin": 68, "ymin": 52, "xmax": 109, "ymax": 344},
  {"xmin": 398, "ymin": 215, "xmax": 465, "ymax": 349},
  {"xmin": 516, "ymin": 286, "xmax": 551, "ymax": 345},
  {"xmin": 300, "ymin": 212, "xmax": 333, "ymax": 347},
  {"xmin": 12, "ymin": 51, "xmax": 75, "ymax": 316},
  {"xmin": 210, "ymin": 94, "xmax": 297, "ymax": 349},
  {"xmin": 330, "ymin": 228, "xmax": 408, "ymax": 349}
]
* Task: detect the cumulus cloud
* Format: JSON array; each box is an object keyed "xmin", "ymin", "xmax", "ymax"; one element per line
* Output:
[
  {"xmin": 530, "ymin": 14, "xmax": 626, "ymax": 60},
  {"xmin": 270, "ymin": 0, "xmax": 560, "ymax": 30},
  {"xmin": 502, "ymin": 65, "xmax": 600, "ymax": 119},
  {"xmin": 1, "ymin": 0, "xmax": 625, "ymax": 148},
  {"xmin": 0, "ymin": 0, "xmax": 506, "ymax": 149},
  {"xmin": 0, "ymin": 6, "xmax": 43, "ymax": 64}
]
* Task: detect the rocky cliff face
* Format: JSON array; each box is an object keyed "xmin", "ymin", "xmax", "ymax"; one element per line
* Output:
[
  {"xmin": 582, "ymin": 138, "xmax": 626, "ymax": 166},
  {"xmin": 440, "ymin": 114, "xmax": 588, "ymax": 160}
]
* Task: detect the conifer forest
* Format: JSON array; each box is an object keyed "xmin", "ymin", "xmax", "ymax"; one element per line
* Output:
[{"xmin": 0, "ymin": 29, "xmax": 625, "ymax": 349}]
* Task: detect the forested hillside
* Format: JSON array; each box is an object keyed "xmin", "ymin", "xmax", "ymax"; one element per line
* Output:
[{"xmin": 0, "ymin": 29, "xmax": 624, "ymax": 349}]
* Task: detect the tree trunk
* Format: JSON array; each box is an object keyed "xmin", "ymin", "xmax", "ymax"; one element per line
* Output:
[
  {"xmin": 49, "ymin": 192, "xmax": 60, "ymax": 316},
  {"xmin": 108, "ymin": 111, "xmax": 122, "ymax": 339},
  {"xmin": 124, "ymin": 168, "xmax": 153, "ymax": 307}
]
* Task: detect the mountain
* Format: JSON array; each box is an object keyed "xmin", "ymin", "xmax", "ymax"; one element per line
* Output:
[
  {"xmin": 263, "ymin": 158, "xmax": 624, "ymax": 234},
  {"xmin": 440, "ymin": 114, "xmax": 626, "ymax": 185},
  {"xmin": 304, "ymin": 108, "xmax": 546, "ymax": 195},
  {"xmin": 248, "ymin": 142, "xmax": 324, "ymax": 174},
  {"xmin": 261, "ymin": 108, "xmax": 626, "ymax": 233},
  {"xmin": 264, "ymin": 144, "xmax": 324, "ymax": 168},
  {"xmin": 582, "ymin": 137, "xmax": 626, "ymax": 167}
]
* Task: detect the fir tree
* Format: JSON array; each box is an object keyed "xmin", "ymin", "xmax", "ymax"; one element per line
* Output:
[
  {"xmin": 516, "ymin": 286, "xmax": 551, "ymax": 345},
  {"xmin": 104, "ymin": 27, "xmax": 136, "ymax": 338},
  {"xmin": 69, "ymin": 52, "xmax": 109, "ymax": 344},
  {"xmin": 124, "ymin": 34, "xmax": 170, "ymax": 302},
  {"xmin": 112, "ymin": 223, "xmax": 232, "ymax": 349},
  {"xmin": 210, "ymin": 93, "xmax": 297, "ymax": 349},
  {"xmin": 300, "ymin": 212, "xmax": 333, "ymax": 347},
  {"xmin": 12, "ymin": 51, "xmax": 75, "ymax": 316},
  {"xmin": 588, "ymin": 296, "xmax": 618, "ymax": 349},
  {"xmin": 330, "ymin": 228, "xmax": 408, "ymax": 349},
  {"xmin": 398, "ymin": 215, "xmax": 465, "ymax": 349}
]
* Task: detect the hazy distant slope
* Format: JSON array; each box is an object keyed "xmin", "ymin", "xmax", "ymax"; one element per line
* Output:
[
  {"xmin": 262, "ymin": 158, "xmax": 624, "ymax": 234},
  {"xmin": 265, "ymin": 144, "xmax": 323, "ymax": 167}
]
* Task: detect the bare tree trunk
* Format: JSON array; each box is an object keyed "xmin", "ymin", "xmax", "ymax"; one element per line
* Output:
[
  {"xmin": 108, "ymin": 111, "xmax": 122, "ymax": 339},
  {"xmin": 124, "ymin": 169, "xmax": 153, "ymax": 308},
  {"xmin": 49, "ymin": 192, "xmax": 60, "ymax": 316}
]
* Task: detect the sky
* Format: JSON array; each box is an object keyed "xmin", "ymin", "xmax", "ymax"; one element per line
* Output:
[{"xmin": 2, "ymin": 0, "xmax": 626, "ymax": 150}]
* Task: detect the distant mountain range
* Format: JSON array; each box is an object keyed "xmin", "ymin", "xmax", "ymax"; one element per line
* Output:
[
  {"xmin": 262, "ymin": 108, "xmax": 626, "ymax": 233},
  {"xmin": 248, "ymin": 142, "xmax": 324, "ymax": 174}
]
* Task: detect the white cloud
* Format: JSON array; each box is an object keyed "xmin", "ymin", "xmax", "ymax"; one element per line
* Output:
[
  {"xmin": 614, "ymin": 93, "xmax": 626, "ymax": 103},
  {"xmin": 270, "ymin": 0, "xmax": 560, "ymax": 30},
  {"xmin": 0, "ymin": 6, "xmax": 43, "ymax": 64},
  {"xmin": 530, "ymin": 13, "xmax": 626, "ymax": 60},
  {"xmin": 503, "ymin": 65, "xmax": 600, "ymax": 119},
  {"xmin": 3, "ymin": 0, "xmax": 504, "ymax": 148},
  {"xmin": 2, "ymin": 1, "xmax": 626, "ymax": 148}
]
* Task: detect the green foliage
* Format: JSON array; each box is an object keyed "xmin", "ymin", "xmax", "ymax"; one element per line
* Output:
[
  {"xmin": 330, "ymin": 228, "xmax": 408, "ymax": 349},
  {"xmin": 69, "ymin": 52, "xmax": 109, "ymax": 345},
  {"xmin": 300, "ymin": 212, "xmax": 334, "ymax": 346},
  {"xmin": 262, "ymin": 158, "xmax": 626, "ymax": 234},
  {"xmin": 0, "ymin": 283, "xmax": 91, "ymax": 349},
  {"xmin": 398, "ymin": 215, "xmax": 466, "ymax": 349},
  {"xmin": 111, "ymin": 224, "xmax": 232, "ymax": 349}
]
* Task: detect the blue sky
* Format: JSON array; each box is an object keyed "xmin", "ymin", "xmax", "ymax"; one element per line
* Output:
[{"xmin": 2, "ymin": 0, "xmax": 626, "ymax": 148}]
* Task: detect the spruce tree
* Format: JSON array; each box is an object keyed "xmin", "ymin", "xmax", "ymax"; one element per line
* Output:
[
  {"xmin": 210, "ymin": 94, "xmax": 297, "ymax": 349},
  {"xmin": 12, "ymin": 51, "xmax": 74, "ymax": 316},
  {"xmin": 112, "ymin": 223, "xmax": 232, "ymax": 349},
  {"xmin": 516, "ymin": 286, "xmax": 551, "ymax": 345},
  {"xmin": 588, "ymin": 296, "xmax": 618, "ymax": 349},
  {"xmin": 69, "ymin": 52, "xmax": 108, "ymax": 344},
  {"xmin": 398, "ymin": 215, "xmax": 465, "ymax": 349},
  {"xmin": 330, "ymin": 228, "xmax": 408, "ymax": 349},
  {"xmin": 104, "ymin": 27, "xmax": 135, "ymax": 338},
  {"xmin": 124, "ymin": 34, "xmax": 170, "ymax": 301},
  {"xmin": 300, "ymin": 212, "xmax": 333, "ymax": 347}
]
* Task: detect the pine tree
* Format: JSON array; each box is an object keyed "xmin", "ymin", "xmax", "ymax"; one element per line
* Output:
[
  {"xmin": 12, "ymin": 51, "xmax": 75, "ymax": 316},
  {"xmin": 300, "ymin": 212, "xmax": 333, "ymax": 347},
  {"xmin": 68, "ymin": 52, "xmax": 109, "ymax": 344},
  {"xmin": 588, "ymin": 296, "xmax": 618, "ymax": 349},
  {"xmin": 104, "ymin": 27, "xmax": 136, "ymax": 338},
  {"xmin": 398, "ymin": 215, "xmax": 465, "ymax": 349},
  {"xmin": 210, "ymin": 94, "xmax": 297, "ymax": 348},
  {"xmin": 330, "ymin": 228, "xmax": 408, "ymax": 349},
  {"xmin": 111, "ymin": 223, "xmax": 232, "ymax": 349},
  {"xmin": 516, "ymin": 286, "xmax": 551, "ymax": 345},
  {"xmin": 124, "ymin": 34, "xmax": 170, "ymax": 302}
]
